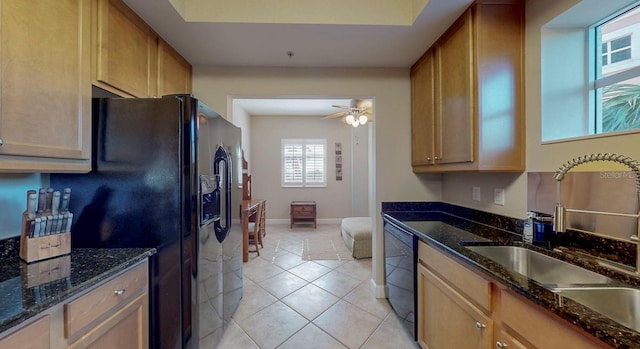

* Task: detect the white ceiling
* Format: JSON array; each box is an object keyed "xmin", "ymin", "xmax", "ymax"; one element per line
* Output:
[
  {"xmin": 122, "ymin": 0, "xmax": 473, "ymax": 68},
  {"xmin": 234, "ymin": 98, "xmax": 355, "ymax": 116},
  {"xmin": 121, "ymin": 0, "xmax": 473, "ymax": 115}
]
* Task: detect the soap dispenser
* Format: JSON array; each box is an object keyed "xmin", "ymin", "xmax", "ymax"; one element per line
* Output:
[{"xmin": 523, "ymin": 212, "xmax": 535, "ymax": 243}]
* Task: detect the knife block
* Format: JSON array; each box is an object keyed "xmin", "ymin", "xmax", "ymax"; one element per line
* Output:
[{"xmin": 20, "ymin": 232, "xmax": 71, "ymax": 263}]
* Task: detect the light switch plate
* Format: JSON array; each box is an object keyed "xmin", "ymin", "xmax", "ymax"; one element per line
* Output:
[
  {"xmin": 472, "ymin": 187, "xmax": 481, "ymax": 201},
  {"xmin": 494, "ymin": 188, "xmax": 505, "ymax": 206}
]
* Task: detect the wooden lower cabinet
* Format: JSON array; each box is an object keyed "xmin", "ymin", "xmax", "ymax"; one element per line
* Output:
[
  {"xmin": 0, "ymin": 315, "xmax": 50, "ymax": 349},
  {"xmin": 417, "ymin": 263, "xmax": 492, "ymax": 349},
  {"xmin": 417, "ymin": 240, "xmax": 611, "ymax": 349},
  {"xmin": 494, "ymin": 328, "xmax": 529, "ymax": 349},
  {"xmin": 499, "ymin": 289, "xmax": 606, "ymax": 349},
  {"xmin": 0, "ymin": 260, "xmax": 149, "ymax": 349},
  {"xmin": 67, "ymin": 293, "xmax": 148, "ymax": 349}
]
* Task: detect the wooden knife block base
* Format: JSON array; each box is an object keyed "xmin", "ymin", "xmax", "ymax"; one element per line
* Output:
[{"xmin": 20, "ymin": 232, "xmax": 71, "ymax": 263}]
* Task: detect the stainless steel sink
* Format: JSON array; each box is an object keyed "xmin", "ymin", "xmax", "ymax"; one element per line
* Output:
[
  {"xmin": 555, "ymin": 287, "xmax": 640, "ymax": 332},
  {"xmin": 466, "ymin": 246, "xmax": 612, "ymax": 286}
]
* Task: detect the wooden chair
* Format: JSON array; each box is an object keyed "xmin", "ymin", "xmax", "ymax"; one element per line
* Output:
[{"xmin": 247, "ymin": 201, "xmax": 264, "ymax": 255}]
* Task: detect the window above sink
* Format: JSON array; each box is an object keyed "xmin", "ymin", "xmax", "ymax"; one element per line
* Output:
[{"xmin": 541, "ymin": 0, "xmax": 640, "ymax": 142}]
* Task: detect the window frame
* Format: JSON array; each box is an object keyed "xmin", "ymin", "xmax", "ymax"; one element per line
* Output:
[
  {"xmin": 281, "ymin": 138, "xmax": 327, "ymax": 188},
  {"xmin": 592, "ymin": 4, "xmax": 640, "ymax": 134}
]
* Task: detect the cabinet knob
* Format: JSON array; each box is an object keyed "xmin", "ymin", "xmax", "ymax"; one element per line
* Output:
[
  {"xmin": 426, "ymin": 157, "xmax": 432, "ymax": 161},
  {"xmin": 0, "ymin": 138, "xmax": 3, "ymax": 147},
  {"xmin": 496, "ymin": 342, "xmax": 508, "ymax": 348},
  {"xmin": 114, "ymin": 288, "xmax": 126, "ymax": 296},
  {"xmin": 475, "ymin": 322, "xmax": 486, "ymax": 329},
  {"xmin": 434, "ymin": 156, "xmax": 441, "ymax": 160}
]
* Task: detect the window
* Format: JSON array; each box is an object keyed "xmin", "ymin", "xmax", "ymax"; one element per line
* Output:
[
  {"xmin": 602, "ymin": 35, "xmax": 632, "ymax": 66},
  {"xmin": 595, "ymin": 5, "xmax": 640, "ymax": 133},
  {"xmin": 281, "ymin": 139, "xmax": 326, "ymax": 187},
  {"xmin": 539, "ymin": 0, "xmax": 640, "ymax": 142}
]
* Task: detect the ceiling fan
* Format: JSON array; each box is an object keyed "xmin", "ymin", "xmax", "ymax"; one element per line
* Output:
[{"xmin": 321, "ymin": 99, "xmax": 373, "ymax": 127}]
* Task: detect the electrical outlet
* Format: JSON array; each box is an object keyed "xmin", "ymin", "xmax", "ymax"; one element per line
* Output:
[
  {"xmin": 494, "ymin": 188, "xmax": 505, "ymax": 206},
  {"xmin": 472, "ymin": 187, "xmax": 481, "ymax": 201}
]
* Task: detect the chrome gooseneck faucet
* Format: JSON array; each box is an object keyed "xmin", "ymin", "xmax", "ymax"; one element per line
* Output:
[{"xmin": 552, "ymin": 153, "xmax": 640, "ymax": 272}]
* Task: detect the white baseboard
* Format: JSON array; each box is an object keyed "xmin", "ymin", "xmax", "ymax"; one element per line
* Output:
[
  {"xmin": 370, "ymin": 278, "xmax": 388, "ymax": 299},
  {"xmin": 266, "ymin": 218, "xmax": 344, "ymax": 225}
]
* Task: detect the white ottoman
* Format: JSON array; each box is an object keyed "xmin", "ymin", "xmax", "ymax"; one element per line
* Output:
[{"xmin": 341, "ymin": 217, "xmax": 372, "ymax": 259}]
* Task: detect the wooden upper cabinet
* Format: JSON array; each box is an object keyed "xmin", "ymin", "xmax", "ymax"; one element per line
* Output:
[
  {"xmin": 157, "ymin": 39, "xmax": 192, "ymax": 96},
  {"xmin": 411, "ymin": 48, "xmax": 436, "ymax": 167},
  {"xmin": 94, "ymin": 0, "xmax": 157, "ymax": 97},
  {"xmin": 0, "ymin": 0, "xmax": 92, "ymax": 172},
  {"xmin": 411, "ymin": 0, "xmax": 524, "ymax": 172},
  {"xmin": 435, "ymin": 11, "xmax": 474, "ymax": 166},
  {"xmin": 93, "ymin": 0, "xmax": 192, "ymax": 97}
]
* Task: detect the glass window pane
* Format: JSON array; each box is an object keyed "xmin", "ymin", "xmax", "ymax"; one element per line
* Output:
[
  {"xmin": 599, "ymin": 7, "xmax": 640, "ymax": 77},
  {"xmin": 601, "ymin": 78, "xmax": 640, "ymax": 132},
  {"xmin": 611, "ymin": 48, "xmax": 631, "ymax": 63},
  {"xmin": 611, "ymin": 35, "xmax": 631, "ymax": 50}
]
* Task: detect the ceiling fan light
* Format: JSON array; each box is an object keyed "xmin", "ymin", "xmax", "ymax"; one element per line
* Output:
[
  {"xmin": 358, "ymin": 114, "xmax": 368, "ymax": 125},
  {"xmin": 346, "ymin": 114, "xmax": 355, "ymax": 125},
  {"xmin": 352, "ymin": 119, "xmax": 360, "ymax": 128}
]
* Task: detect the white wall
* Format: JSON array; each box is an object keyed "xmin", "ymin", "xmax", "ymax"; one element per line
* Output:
[
  {"xmin": 249, "ymin": 114, "xmax": 354, "ymax": 221},
  {"xmin": 230, "ymin": 102, "xmax": 252, "ymax": 167},
  {"xmin": 192, "ymin": 66, "xmax": 442, "ymax": 296}
]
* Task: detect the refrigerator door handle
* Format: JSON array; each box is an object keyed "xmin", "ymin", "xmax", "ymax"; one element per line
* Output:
[{"xmin": 213, "ymin": 145, "xmax": 232, "ymax": 243}]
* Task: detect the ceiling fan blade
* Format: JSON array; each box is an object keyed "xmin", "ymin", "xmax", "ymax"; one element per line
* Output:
[
  {"xmin": 322, "ymin": 111, "xmax": 348, "ymax": 119},
  {"xmin": 331, "ymin": 105, "xmax": 351, "ymax": 109}
]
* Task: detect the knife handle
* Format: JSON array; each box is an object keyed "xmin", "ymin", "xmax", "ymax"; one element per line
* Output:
[
  {"xmin": 37, "ymin": 188, "xmax": 47, "ymax": 215},
  {"xmin": 51, "ymin": 191, "xmax": 61, "ymax": 215},
  {"xmin": 60, "ymin": 190, "xmax": 70, "ymax": 213}
]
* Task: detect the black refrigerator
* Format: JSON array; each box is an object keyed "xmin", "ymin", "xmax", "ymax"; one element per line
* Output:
[{"xmin": 51, "ymin": 95, "xmax": 243, "ymax": 349}]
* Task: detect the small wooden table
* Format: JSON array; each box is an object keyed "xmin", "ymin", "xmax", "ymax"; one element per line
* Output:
[
  {"xmin": 242, "ymin": 199, "xmax": 265, "ymax": 262},
  {"xmin": 290, "ymin": 201, "xmax": 317, "ymax": 228}
]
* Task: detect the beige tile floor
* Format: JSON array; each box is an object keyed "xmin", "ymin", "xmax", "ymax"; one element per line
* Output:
[{"xmin": 218, "ymin": 223, "xmax": 420, "ymax": 349}]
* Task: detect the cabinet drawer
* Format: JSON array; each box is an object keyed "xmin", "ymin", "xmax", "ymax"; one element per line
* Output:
[
  {"xmin": 292, "ymin": 206, "xmax": 314, "ymax": 213},
  {"xmin": 0, "ymin": 315, "xmax": 50, "ymax": 349},
  {"xmin": 500, "ymin": 289, "xmax": 606, "ymax": 349},
  {"xmin": 418, "ymin": 240, "xmax": 492, "ymax": 312},
  {"xmin": 293, "ymin": 210, "xmax": 314, "ymax": 216},
  {"xmin": 64, "ymin": 261, "xmax": 148, "ymax": 338},
  {"xmin": 67, "ymin": 293, "xmax": 148, "ymax": 349}
]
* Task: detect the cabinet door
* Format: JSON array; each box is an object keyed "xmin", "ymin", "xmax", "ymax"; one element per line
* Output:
[
  {"xmin": 0, "ymin": 0, "xmax": 91, "ymax": 170},
  {"xmin": 495, "ymin": 328, "xmax": 529, "ymax": 349},
  {"xmin": 94, "ymin": 0, "xmax": 157, "ymax": 97},
  {"xmin": 0, "ymin": 315, "xmax": 50, "ymax": 349},
  {"xmin": 500, "ymin": 289, "xmax": 608, "ymax": 349},
  {"xmin": 435, "ymin": 10, "xmax": 474, "ymax": 165},
  {"xmin": 411, "ymin": 48, "xmax": 436, "ymax": 167},
  {"xmin": 67, "ymin": 293, "xmax": 148, "ymax": 349},
  {"xmin": 157, "ymin": 39, "xmax": 192, "ymax": 96},
  {"xmin": 417, "ymin": 263, "xmax": 492, "ymax": 349}
]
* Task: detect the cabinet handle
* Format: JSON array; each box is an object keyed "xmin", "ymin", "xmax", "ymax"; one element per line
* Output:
[
  {"xmin": 496, "ymin": 342, "xmax": 508, "ymax": 348},
  {"xmin": 475, "ymin": 322, "xmax": 486, "ymax": 329},
  {"xmin": 114, "ymin": 288, "xmax": 126, "ymax": 296},
  {"xmin": 0, "ymin": 138, "xmax": 3, "ymax": 147}
]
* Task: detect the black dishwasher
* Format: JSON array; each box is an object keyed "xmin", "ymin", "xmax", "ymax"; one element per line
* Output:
[{"xmin": 384, "ymin": 220, "xmax": 418, "ymax": 340}]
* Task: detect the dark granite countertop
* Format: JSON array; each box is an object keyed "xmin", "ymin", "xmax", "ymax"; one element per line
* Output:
[
  {"xmin": 0, "ymin": 237, "xmax": 155, "ymax": 334},
  {"xmin": 383, "ymin": 209, "xmax": 640, "ymax": 349}
]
